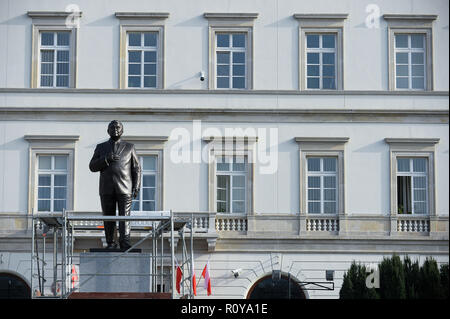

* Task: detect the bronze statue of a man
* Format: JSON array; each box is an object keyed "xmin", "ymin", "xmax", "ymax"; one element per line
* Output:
[{"xmin": 89, "ymin": 120, "xmax": 141, "ymax": 250}]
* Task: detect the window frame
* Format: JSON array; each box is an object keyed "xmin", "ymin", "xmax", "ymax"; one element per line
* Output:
[
  {"xmin": 385, "ymin": 138, "xmax": 439, "ymax": 217},
  {"xmin": 384, "ymin": 14, "xmax": 436, "ymax": 91},
  {"xmin": 294, "ymin": 14, "xmax": 347, "ymax": 91},
  {"xmin": 24, "ymin": 135, "xmax": 78, "ymax": 214},
  {"xmin": 205, "ymin": 13, "xmax": 258, "ymax": 90},
  {"xmin": 131, "ymin": 154, "xmax": 160, "ymax": 212}
]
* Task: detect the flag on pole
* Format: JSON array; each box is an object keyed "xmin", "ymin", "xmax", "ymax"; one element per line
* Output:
[
  {"xmin": 202, "ymin": 261, "xmax": 212, "ymax": 296},
  {"xmin": 71, "ymin": 265, "xmax": 78, "ymax": 289},
  {"xmin": 192, "ymin": 259, "xmax": 197, "ymax": 296},
  {"xmin": 176, "ymin": 265, "xmax": 183, "ymax": 294}
]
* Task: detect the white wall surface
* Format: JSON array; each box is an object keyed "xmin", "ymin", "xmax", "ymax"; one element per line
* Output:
[{"xmin": 0, "ymin": 0, "xmax": 448, "ymax": 90}]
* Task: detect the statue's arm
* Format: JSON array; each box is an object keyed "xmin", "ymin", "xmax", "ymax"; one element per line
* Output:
[
  {"xmin": 89, "ymin": 145, "xmax": 108, "ymax": 172},
  {"xmin": 131, "ymin": 146, "xmax": 141, "ymax": 193}
]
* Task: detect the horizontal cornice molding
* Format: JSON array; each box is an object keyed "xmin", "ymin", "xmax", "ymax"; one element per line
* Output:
[
  {"xmin": 24, "ymin": 135, "xmax": 80, "ymax": 142},
  {"xmin": 295, "ymin": 137, "xmax": 349, "ymax": 143},
  {"xmin": 203, "ymin": 13, "xmax": 259, "ymax": 20},
  {"xmin": 293, "ymin": 13, "xmax": 349, "ymax": 20},
  {"xmin": 384, "ymin": 138, "xmax": 440, "ymax": 145},
  {"xmin": 27, "ymin": 11, "xmax": 82, "ymax": 18},
  {"xmin": 203, "ymin": 136, "xmax": 258, "ymax": 142},
  {"xmin": 114, "ymin": 12, "xmax": 169, "ymax": 19},
  {"xmin": 0, "ymin": 88, "xmax": 448, "ymax": 96},
  {"xmin": 382, "ymin": 14, "xmax": 438, "ymax": 21}
]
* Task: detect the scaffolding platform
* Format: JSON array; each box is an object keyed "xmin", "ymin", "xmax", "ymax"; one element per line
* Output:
[{"xmin": 30, "ymin": 210, "xmax": 197, "ymax": 299}]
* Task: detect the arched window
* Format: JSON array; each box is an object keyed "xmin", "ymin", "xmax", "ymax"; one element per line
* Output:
[
  {"xmin": 0, "ymin": 273, "xmax": 31, "ymax": 299},
  {"xmin": 247, "ymin": 274, "xmax": 306, "ymax": 299}
]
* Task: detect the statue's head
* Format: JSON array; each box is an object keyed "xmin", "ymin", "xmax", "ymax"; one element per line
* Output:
[{"xmin": 107, "ymin": 120, "xmax": 123, "ymax": 141}]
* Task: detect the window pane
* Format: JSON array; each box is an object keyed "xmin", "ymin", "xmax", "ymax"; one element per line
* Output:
[
  {"xmin": 144, "ymin": 63, "xmax": 156, "ymax": 75},
  {"xmin": 307, "ymin": 53, "xmax": 319, "ymax": 64},
  {"xmin": 323, "ymin": 65, "xmax": 335, "ymax": 77},
  {"xmin": 53, "ymin": 200, "xmax": 66, "ymax": 212},
  {"xmin": 217, "ymin": 162, "xmax": 230, "ymax": 171},
  {"xmin": 217, "ymin": 77, "xmax": 229, "ymax": 88},
  {"xmin": 56, "ymin": 63, "xmax": 69, "ymax": 75},
  {"xmin": 38, "ymin": 200, "xmax": 51, "ymax": 211},
  {"xmin": 232, "ymin": 77, "xmax": 245, "ymax": 88},
  {"xmin": 324, "ymin": 189, "xmax": 336, "ymax": 201},
  {"xmin": 232, "ymin": 188, "xmax": 245, "ymax": 200},
  {"xmin": 324, "ymin": 176, "xmax": 336, "ymax": 188},
  {"xmin": 414, "ymin": 189, "xmax": 426, "ymax": 202},
  {"xmin": 143, "ymin": 156, "xmax": 157, "ymax": 170},
  {"xmin": 413, "ymin": 176, "xmax": 426, "ymax": 188},
  {"xmin": 322, "ymin": 53, "xmax": 335, "ymax": 65},
  {"xmin": 232, "ymin": 201, "xmax": 245, "ymax": 213},
  {"xmin": 411, "ymin": 65, "xmax": 424, "ymax": 76},
  {"xmin": 142, "ymin": 188, "xmax": 155, "ymax": 200},
  {"xmin": 396, "ymin": 65, "xmax": 409, "ymax": 76},
  {"xmin": 142, "ymin": 201, "xmax": 155, "ymax": 211},
  {"xmin": 217, "ymin": 34, "xmax": 229, "ymax": 47},
  {"xmin": 144, "ymin": 33, "xmax": 157, "ymax": 47},
  {"xmin": 217, "ymin": 175, "xmax": 229, "ymax": 188},
  {"xmin": 324, "ymin": 202, "xmax": 336, "ymax": 214},
  {"xmin": 39, "ymin": 156, "xmax": 52, "ymax": 169},
  {"xmin": 412, "ymin": 158, "xmax": 426, "ymax": 172},
  {"xmin": 395, "ymin": 34, "xmax": 408, "ymax": 48},
  {"xmin": 143, "ymin": 175, "xmax": 155, "ymax": 187},
  {"xmin": 57, "ymin": 32, "xmax": 70, "ymax": 46},
  {"xmin": 396, "ymin": 52, "xmax": 408, "ymax": 64},
  {"xmin": 307, "ymin": 77, "xmax": 320, "ymax": 89},
  {"xmin": 411, "ymin": 53, "xmax": 424, "ymax": 64},
  {"xmin": 397, "ymin": 176, "xmax": 412, "ymax": 214},
  {"xmin": 128, "ymin": 51, "xmax": 141, "ymax": 63},
  {"xmin": 412, "ymin": 77, "xmax": 424, "ymax": 89},
  {"xmin": 40, "ymin": 76, "xmax": 53, "ymax": 87},
  {"xmin": 38, "ymin": 187, "xmax": 51, "ymax": 199},
  {"xmin": 131, "ymin": 200, "xmax": 140, "ymax": 211},
  {"xmin": 128, "ymin": 76, "xmax": 140, "ymax": 87},
  {"xmin": 56, "ymin": 75, "xmax": 69, "ymax": 87},
  {"xmin": 217, "ymin": 52, "xmax": 230, "ymax": 64},
  {"xmin": 411, "ymin": 34, "xmax": 424, "ymax": 48},
  {"xmin": 54, "ymin": 187, "xmax": 66, "ymax": 199},
  {"xmin": 217, "ymin": 201, "xmax": 227, "ymax": 213},
  {"xmin": 54, "ymin": 175, "xmax": 67, "ymax": 186},
  {"xmin": 323, "ymin": 158, "xmax": 336, "ymax": 172},
  {"xmin": 41, "ymin": 50, "xmax": 54, "ymax": 62},
  {"xmin": 128, "ymin": 64, "xmax": 141, "ymax": 75},
  {"xmin": 396, "ymin": 77, "xmax": 408, "ymax": 89},
  {"xmin": 397, "ymin": 158, "xmax": 410, "ymax": 172},
  {"xmin": 413, "ymin": 202, "xmax": 426, "ymax": 214},
  {"xmin": 322, "ymin": 77, "xmax": 335, "ymax": 89},
  {"xmin": 232, "ymin": 34, "xmax": 245, "ymax": 48},
  {"xmin": 57, "ymin": 50, "xmax": 69, "ymax": 62},
  {"xmin": 232, "ymin": 162, "xmax": 246, "ymax": 172},
  {"xmin": 144, "ymin": 76, "xmax": 157, "ymax": 88},
  {"xmin": 308, "ymin": 189, "xmax": 320, "ymax": 201},
  {"xmin": 308, "ymin": 202, "xmax": 320, "ymax": 214},
  {"xmin": 217, "ymin": 65, "xmax": 229, "ymax": 76},
  {"xmin": 217, "ymin": 189, "xmax": 227, "ymax": 201},
  {"xmin": 232, "ymin": 175, "xmax": 245, "ymax": 187},
  {"xmin": 144, "ymin": 51, "xmax": 157, "ymax": 62},
  {"xmin": 307, "ymin": 65, "xmax": 319, "ymax": 76},
  {"xmin": 129, "ymin": 33, "xmax": 141, "ymax": 46},
  {"xmin": 307, "ymin": 35, "xmax": 319, "ymax": 48},
  {"xmin": 322, "ymin": 35, "xmax": 335, "ymax": 48},
  {"xmin": 308, "ymin": 176, "xmax": 320, "ymax": 188},
  {"xmin": 307, "ymin": 158, "xmax": 320, "ymax": 171},
  {"xmin": 232, "ymin": 65, "xmax": 245, "ymax": 76},
  {"xmin": 233, "ymin": 52, "xmax": 245, "ymax": 63},
  {"xmin": 41, "ymin": 32, "xmax": 54, "ymax": 45}
]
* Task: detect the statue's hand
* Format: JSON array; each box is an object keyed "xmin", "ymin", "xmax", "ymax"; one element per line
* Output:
[
  {"xmin": 132, "ymin": 188, "xmax": 139, "ymax": 199},
  {"xmin": 106, "ymin": 152, "xmax": 120, "ymax": 163}
]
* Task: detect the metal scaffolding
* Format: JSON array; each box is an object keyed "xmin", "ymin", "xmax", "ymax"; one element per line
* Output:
[{"xmin": 30, "ymin": 210, "xmax": 196, "ymax": 299}]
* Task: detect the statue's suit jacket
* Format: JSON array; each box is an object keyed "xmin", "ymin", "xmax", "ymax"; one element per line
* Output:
[{"xmin": 89, "ymin": 139, "xmax": 141, "ymax": 195}]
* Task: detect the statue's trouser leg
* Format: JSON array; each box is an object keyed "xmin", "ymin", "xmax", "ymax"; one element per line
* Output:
[
  {"xmin": 100, "ymin": 194, "xmax": 117, "ymax": 245},
  {"xmin": 117, "ymin": 194, "xmax": 132, "ymax": 246}
]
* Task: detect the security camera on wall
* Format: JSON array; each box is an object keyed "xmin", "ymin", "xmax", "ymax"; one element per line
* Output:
[
  {"xmin": 200, "ymin": 71, "xmax": 205, "ymax": 81},
  {"xmin": 231, "ymin": 268, "xmax": 242, "ymax": 278}
]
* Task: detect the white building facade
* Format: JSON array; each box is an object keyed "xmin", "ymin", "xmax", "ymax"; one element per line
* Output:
[{"xmin": 0, "ymin": 0, "xmax": 448, "ymax": 299}]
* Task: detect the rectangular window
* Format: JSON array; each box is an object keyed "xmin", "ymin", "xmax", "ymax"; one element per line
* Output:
[
  {"xmin": 216, "ymin": 156, "xmax": 247, "ymax": 213},
  {"xmin": 39, "ymin": 32, "xmax": 70, "ymax": 87},
  {"xmin": 37, "ymin": 155, "xmax": 68, "ymax": 212},
  {"xmin": 394, "ymin": 34, "xmax": 426, "ymax": 90},
  {"xmin": 132, "ymin": 155, "xmax": 157, "ymax": 211},
  {"xmin": 305, "ymin": 34, "xmax": 336, "ymax": 89},
  {"xmin": 306, "ymin": 157, "xmax": 338, "ymax": 214},
  {"xmin": 215, "ymin": 33, "xmax": 247, "ymax": 89},
  {"xmin": 127, "ymin": 32, "xmax": 158, "ymax": 88},
  {"xmin": 397, "ymin": 157, "xmax": 428, "ymax": 214}
]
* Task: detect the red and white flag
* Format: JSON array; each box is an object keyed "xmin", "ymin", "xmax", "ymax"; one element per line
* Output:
[
  {"xmin": 192, "ymin": 259, "xmax": 197, "ymax": 296},
  {"xmin": 202, "ymin": 261, "xmax": 212, "ymax": 296},
  {"xmin": 176, "ymin": 265, "xmax": 183, "ymax": 294}
]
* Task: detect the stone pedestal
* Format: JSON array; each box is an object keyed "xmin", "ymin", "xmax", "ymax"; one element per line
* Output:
[{"xmin": 79, "ymin": 252, "xmax": 151, "ymax": 292}]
